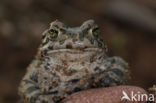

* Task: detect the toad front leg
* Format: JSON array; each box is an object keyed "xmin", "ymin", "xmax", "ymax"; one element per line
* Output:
[
  {"xmin": 91, "ymin": 56, "xmax": 130, "ymax": 87},
  {"xmin": 18, "ymin": 71, "xmax": 55, "ymax": 103}
]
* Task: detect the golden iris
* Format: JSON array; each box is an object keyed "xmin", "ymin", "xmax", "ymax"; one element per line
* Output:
[
  {"xmin": 92, "ymin": 28, "xmax": 100, "ymax": 37},
  {"xmin": 49, "ymin": 29, "xmax": 58, "ymax": 38}
]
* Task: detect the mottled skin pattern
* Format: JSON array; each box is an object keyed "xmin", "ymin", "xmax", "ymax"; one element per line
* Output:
[{"xmin": 18, "ymin": 20, "xmax": 130, "ymax": 103}]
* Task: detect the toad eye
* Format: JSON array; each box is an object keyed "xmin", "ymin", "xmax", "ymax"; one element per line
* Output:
[
  {"xmin": 92, "ymin": 28, "xmax": 100, "ymax": 37},
  {"xmin": 48, "ymin": 29, "xmax": 58, "ymax": 38}
]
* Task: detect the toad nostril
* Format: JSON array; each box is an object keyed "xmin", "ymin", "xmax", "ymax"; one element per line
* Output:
[
  {"xmin": 84, "ymin": 46, "xmax": 88, "ymax": 48},
  {"xmin": 66, "ymin": 44, "xmax": 73, "ymax": 49}
]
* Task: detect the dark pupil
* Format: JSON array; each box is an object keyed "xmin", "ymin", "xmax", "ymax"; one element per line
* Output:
[
  {"xmin": 49, "ymin": 29, "xmax": 58, "ymax": 33},
  {"xmin": 93, "ymin": 28, "xmax": 99, "ymax": 36},
  {"xmin": 49, "ymin": 29, "xmax": 58, "ymax": 38}
]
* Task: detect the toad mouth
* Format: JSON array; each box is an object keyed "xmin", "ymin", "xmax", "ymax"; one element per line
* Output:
[{"xmin": 47, "ymin": 48, "xmax": 102, "ymax": 54}]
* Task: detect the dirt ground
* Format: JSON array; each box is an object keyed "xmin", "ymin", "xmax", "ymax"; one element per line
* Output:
[{"xmin": 0, "ymin": 0, "xmax": 156, "ymax": 103}]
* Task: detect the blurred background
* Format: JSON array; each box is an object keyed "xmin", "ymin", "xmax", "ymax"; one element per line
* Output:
[{"xmin": 0, "ymin": 0, "xmax": 156, "ymax": 103}]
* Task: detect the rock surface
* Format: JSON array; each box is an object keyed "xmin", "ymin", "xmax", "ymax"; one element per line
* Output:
[{"xmin": 61, "ymin": 85, "xmax": 148, "ymax": 103}]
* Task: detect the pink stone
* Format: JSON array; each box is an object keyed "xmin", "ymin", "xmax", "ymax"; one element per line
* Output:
[{"xmin": 61, "ymin": 85, "xmax": 148, "ymax": 103}]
